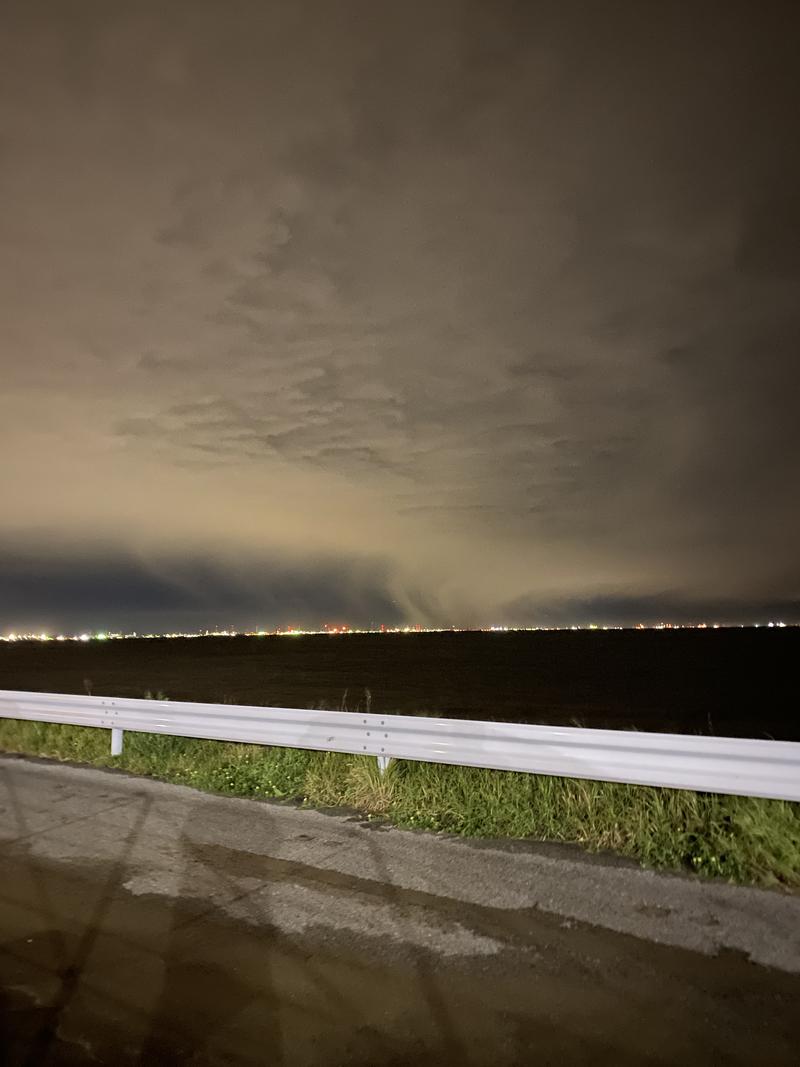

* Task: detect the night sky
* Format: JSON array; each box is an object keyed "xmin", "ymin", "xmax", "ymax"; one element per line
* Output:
[{"xmin": 2, "ymin": 2, "xmax": 798, "ymax": 633}]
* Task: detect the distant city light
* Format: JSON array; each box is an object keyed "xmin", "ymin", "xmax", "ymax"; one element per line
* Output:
[{"xmin": 0, "ymin": 620, "xmax": 795, "ymax": 644}]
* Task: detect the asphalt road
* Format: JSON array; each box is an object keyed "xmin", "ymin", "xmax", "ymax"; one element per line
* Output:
[{"xmin": 1, "ymin": 755, "xmax": 798, "ymax": 1065}]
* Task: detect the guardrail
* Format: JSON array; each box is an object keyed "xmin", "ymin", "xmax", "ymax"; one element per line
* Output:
[{"xmin": 1, "ymin": 689, "xmax": 799, "ymax": 801}]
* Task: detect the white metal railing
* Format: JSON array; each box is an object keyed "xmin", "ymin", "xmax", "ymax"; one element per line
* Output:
[{"xmin": 0, "ymin": 689, "xmax": 798, "ymax": 802}]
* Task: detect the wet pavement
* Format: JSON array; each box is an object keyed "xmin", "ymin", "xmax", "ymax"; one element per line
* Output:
[{"xmin": 1, "ymin": 755, "xmax": 799, "ymax": 1064}]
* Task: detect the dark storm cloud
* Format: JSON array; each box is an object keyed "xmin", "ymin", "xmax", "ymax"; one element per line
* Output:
[
  {"xmin": 0, "ymin": 539, "xmax": 408, "ymax": 633},
  {"xmin": 1, "ymin": 1, "xmax": 799, "ymax": 628},
  {"xmin": 505, "ymin": 591, "xmax": 800, "ymax": 628}
]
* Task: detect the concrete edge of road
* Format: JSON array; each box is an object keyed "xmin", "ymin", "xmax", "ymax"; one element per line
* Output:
[
  {"xmin": 1, "ymin": 752, "xmax": 799, "ymax": 974},
  {"xmin": 1, "ymin": 747, "xmax": 647, "ymax": 866}
]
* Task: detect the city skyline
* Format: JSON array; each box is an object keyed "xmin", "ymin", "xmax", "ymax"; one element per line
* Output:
[{"xmin": 1, "ymin": 619, "xmax": 794, "ymax": 645}]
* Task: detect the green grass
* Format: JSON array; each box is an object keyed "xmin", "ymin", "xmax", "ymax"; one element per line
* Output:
[{"xmin": 1, "ymin": 716, "xmax": 798, "ymax": 888}]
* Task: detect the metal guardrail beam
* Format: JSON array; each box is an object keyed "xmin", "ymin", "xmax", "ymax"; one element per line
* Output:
[{"xmin": 1, "ymin": 689, "xmax": 799, "ymax": 801}]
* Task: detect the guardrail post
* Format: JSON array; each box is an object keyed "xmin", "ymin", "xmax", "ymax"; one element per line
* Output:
[
  {"xmin": 111, "ymin": 728, "xmax": 124, "ymax": 756},
  {"xmin": 376, "ymin": 754, "xmax": 391, "ymax": 775}
]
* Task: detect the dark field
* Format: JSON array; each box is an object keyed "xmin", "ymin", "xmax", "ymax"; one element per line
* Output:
[{"xmin": 0, "ymin": 628, "xmax": 797, "ymax": 740}]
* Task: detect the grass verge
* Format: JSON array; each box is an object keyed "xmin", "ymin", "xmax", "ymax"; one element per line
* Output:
[{"xmin": 0, "ymin": 717, "xmax": 798, "ymax": 887}]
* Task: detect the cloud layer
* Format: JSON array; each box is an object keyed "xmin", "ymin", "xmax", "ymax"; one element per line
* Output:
[{"xmin": 1, "ymin": 2, "xmax": 798, "ymax": 628}]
